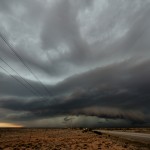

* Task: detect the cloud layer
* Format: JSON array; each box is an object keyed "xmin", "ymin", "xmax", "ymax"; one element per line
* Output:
[{"xmin": 0, "ymin": 0, "xmax": 150, "ymax": 127}]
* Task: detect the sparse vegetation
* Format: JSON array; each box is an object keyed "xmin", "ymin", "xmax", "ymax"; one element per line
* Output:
[{"xmin": 0, "ymin": 128, "xmax": 149, "ymax": 150}]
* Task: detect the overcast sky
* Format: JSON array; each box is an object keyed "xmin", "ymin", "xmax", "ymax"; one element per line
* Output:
[{"xmin": 0, "ymin": 0, "xmax": 150, "ymax": 127}]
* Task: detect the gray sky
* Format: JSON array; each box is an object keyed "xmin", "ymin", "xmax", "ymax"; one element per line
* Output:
[{"xmin": 0, "ymin": 0, "xmax": 150, "ymax": 127}]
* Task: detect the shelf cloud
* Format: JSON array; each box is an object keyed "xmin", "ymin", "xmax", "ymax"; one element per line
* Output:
[{"xmin": 0, "ymin": 0, "xmax": 150, "ymax": 127}]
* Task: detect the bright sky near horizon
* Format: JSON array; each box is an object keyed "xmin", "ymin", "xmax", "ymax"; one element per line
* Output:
[{"xmin": 0, "ymin": 123, "xmax": 23, "ymax": 128}]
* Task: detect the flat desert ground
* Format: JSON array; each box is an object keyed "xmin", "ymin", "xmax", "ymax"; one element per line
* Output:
[{"xmin": 0, "ymin": 128, "xmax": 150, "ymax": 150}]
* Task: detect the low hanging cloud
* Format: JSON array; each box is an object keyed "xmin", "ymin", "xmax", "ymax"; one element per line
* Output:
[
  {"xmin": 0, "ymin": 59, "xmax": 150, "ymax": 127},
  {"xmin": 0, "ymin": 0, "xmax": 150, "ymax": 127}
]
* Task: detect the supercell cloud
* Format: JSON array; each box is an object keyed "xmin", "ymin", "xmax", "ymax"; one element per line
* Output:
[{"xmin": 0, "ymin": 0, "xmax": 150, "ymax": 127}]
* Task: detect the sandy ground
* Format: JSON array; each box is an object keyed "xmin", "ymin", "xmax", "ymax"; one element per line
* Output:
[{"xmin": 0, "ymin": 128, "xmax": 149, "ymax": 150}]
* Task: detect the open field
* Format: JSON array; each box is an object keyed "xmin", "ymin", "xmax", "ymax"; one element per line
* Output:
[{"xmin": 0, "ymin": 128, "xmax": 150, "ymax": 150}]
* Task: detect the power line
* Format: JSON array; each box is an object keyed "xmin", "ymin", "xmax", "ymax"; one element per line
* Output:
[
  {"xmin": 0, "ymin": 32, "xmax": 52, "ymax": 97},
  {"xmin": 0, "ymin": 39, "xmax": 49, "ymax": 99},
  {"xmin": 0, "ymin": 48, "xmax": 51, "ymax": 106},
  {"xmin": 0, "ymin": 56, "xmax": 41, "ymax": 97},
  {"xmin": 0, "ymin": 57, "xmax": 52, "ymax": 104},
  {"xmin": 0, "ymin": 64, "xmax": 36, "ymax": 95},
  {"xmin": 0, "ymin": 31, "xmax": 54, "ymax": 108},
  {"xmin": 0, "ymin": 54, "xmax": 51, "ymax": 103},
  {"xmin": 0, "ymin": 64, "xmax": 52, "ymax": 118}
]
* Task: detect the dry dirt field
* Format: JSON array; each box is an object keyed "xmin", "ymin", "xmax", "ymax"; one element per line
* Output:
[{"xmin": 0, "ymin": 128, "xmax": 149, "ymax": 150}]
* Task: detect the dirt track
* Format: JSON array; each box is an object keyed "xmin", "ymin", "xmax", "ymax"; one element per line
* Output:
[{"xmin": 95, "ymin": 130, "xmax": 150, "ymax": 142}]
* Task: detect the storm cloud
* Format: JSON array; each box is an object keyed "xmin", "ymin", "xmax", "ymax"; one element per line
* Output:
[{"xmin": 0, "ymin": 0, "xmax": 150, "ymax": 127}]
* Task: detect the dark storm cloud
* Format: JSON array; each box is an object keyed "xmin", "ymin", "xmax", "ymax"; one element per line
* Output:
[
  {"xmin": 41, "ymin": 0, "xmax": 91, "ymax": 64},
  {"xmin": 1, "ymin": 59, "xmax": 150, "ymax": 126},
  {"xmin": 110, "ymin": 5, "xmax": 150, "ymax": 54},
  {"xmin": 0, "ymin": 0, "xmax": 150, "ymax": 127}
]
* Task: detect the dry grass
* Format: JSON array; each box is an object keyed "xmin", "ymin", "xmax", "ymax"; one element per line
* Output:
[{"xmin": 0, "ymin": 128, "xmax": 149, "ymax": 150}]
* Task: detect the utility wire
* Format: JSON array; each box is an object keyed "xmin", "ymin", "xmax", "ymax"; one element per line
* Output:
[
  {"xmin": 0, "ymin": 64, "xmax": 51, "ymax": 118},
  {"xmin": 0, "ymin": 31, "xmax": 55, "ymax": 108},
  {"xmin": 0, "ymin": 56, "xmax": 41, "ymax": 97},
  {"xmin": 0, "ymin": 64, "xmax": 36, "ymax": 95},
  {"xmin": 0, "ymin": 32, "xmax": 51, "ymax": 97},
  {"xmin": 0, "ymin": 59, "xmax": 51, "ymax": 106},
  {"xmin": 0, "ymin": 39, "xmax": 48, "ymax": 99},
  {"xmin": 0, "ymin": 45, "xmax": 51, "ymax": 106}
]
